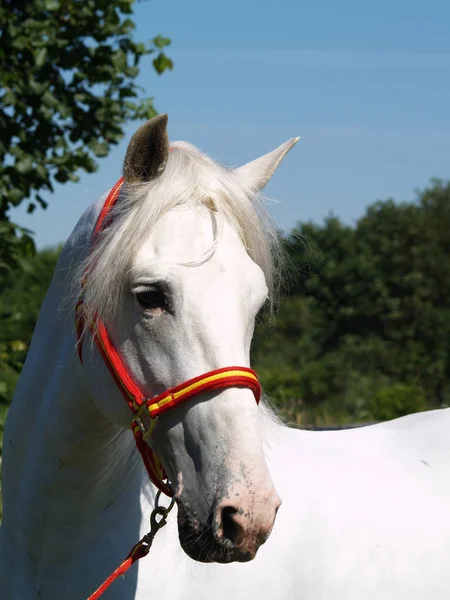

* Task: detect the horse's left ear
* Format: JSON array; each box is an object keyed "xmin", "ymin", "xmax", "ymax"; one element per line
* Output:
[
  {"xmin": 123, "ymin": 114, "xmax": 170, "ymax": 183},
  {"xmin": 235, "ymin": 137, "xmax": 300, "ymax": 192}
]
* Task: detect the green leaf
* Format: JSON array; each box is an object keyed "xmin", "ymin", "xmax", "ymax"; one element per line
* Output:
[
  {"xmin": 2, "ymin": 90, "xmax": 15, "ymax": 106},
  {"xmin": 152, "ymin": 53, "xmax": 174, "ymax": 75},
  {"xmin": 89, "ymin": 139, "xmax": 109, "ymax": 157},
  {"xmin": 15, "ymin": 157, "xmax": 34, "ymax": 174},
  {"xmin": 153, "ymin": 35, "xmax": 171, "ymax": 49},
  {"xmin": 34, "ymin": 47, "xmax": 48, "ymax": 67},
  {"xmin": 112, "ymin": 50, "xmax": 127, "ymax": 71},
  {"xmin": 8, "ymin": 189, "xmax": 25, "ymax": 204},
  {"xmin": 133, "ymin": 42, "xmax": 148, "ymax": 55}
]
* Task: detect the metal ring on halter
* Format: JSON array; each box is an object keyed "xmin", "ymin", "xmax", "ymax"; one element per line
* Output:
[{"xmin": 155, "ymin": 489, "xmax": 175, "ymax": 515}]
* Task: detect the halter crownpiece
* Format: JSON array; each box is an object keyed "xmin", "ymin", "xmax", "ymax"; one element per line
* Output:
[{"xmin": 76, "ymin": 177, "xmax": 262, "ymax": 498}]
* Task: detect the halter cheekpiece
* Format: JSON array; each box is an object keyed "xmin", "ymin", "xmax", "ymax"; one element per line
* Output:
[{"xmin": 76, "ymin": 177, "xmax": 262, "ymax": 497}]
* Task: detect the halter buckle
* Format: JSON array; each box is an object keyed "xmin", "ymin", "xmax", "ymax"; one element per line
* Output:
[{"xmin": 134, "ymin": 401, "xmax": 156, "ymax": 440}]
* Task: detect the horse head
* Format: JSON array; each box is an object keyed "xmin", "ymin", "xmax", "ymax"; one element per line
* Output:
[{"xmin": 79, "ymin": 115, "xmax": 298, "ymax": 563}]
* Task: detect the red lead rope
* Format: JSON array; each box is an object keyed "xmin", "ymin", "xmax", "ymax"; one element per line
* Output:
[
  {"xmin": 87, "ymin": 493, "xmax": 176, "ymax": 600},
  {"xmin": 79, "ymin": 179, "xmax": 262, "ymax": 598},
  {"xmin": 87, "ymin": 541, "xmax": 149, "ymax": 600}
]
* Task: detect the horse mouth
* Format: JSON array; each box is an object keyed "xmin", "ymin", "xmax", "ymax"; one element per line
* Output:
[{"xmin": 177, "ymin": 508, "xmax": 256, "ymax": 564}]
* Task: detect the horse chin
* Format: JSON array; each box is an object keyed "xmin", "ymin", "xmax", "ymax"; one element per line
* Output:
[
  {"xmin": 181, "ymin": 541, "xmax": 255, "ymax": 564},
  {"xmin": 179, "ymin": 531, "xmax": 255, "ymax": 564}
]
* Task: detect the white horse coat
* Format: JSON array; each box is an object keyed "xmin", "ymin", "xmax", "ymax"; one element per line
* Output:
[{"xmin": 1, "ymin": 116, "xmax": 450, "ymax": 599}]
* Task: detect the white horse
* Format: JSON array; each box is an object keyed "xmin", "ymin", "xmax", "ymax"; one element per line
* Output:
[{"xmin": 1, "ymin": 115, "xmax": 450, "ymax": 600}]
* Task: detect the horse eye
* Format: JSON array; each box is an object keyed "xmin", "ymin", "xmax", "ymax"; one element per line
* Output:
[{"xmin": 135, "ymin": 288, "xmax": 166, "ymax": 312}]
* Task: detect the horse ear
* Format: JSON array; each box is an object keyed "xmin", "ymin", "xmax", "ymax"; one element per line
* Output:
[
  {"xmin": 235, "ymin": 137, "xmax": 300, "ymax": 192},
  {"xmin": 123, "ymin": 114, "xmax": 170, "ymax": 183}
]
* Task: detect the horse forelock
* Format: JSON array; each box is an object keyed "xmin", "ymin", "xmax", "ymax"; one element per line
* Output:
[{"xmin": 73, "ymin": 141, "xmax": 284, "ymax": 332}]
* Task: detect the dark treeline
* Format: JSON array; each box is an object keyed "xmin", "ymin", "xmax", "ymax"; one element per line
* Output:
[
  {"xmin": 0, "ymin": 245, "xmax": 62, "ymax": 423},
  {"xmin": 253, "ymin": 179, "xmax": 450, "ymax": 424},
  {"xmin": 1, "ymin": 180, "xmax": 450, "ymax": 428}
]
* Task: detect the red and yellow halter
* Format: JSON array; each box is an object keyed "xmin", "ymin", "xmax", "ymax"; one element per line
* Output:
[{"xmin": 76, "ymin": 177, "xmax": 262, "ymax": 498}]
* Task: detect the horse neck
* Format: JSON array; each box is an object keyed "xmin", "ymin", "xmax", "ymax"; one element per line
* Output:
[{"xmin": 0, "ymin": 198, "xmax": 154, "ymax": 595}]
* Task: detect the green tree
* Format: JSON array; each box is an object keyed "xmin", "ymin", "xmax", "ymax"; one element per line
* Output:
[
  {"xmin": 254, "ymin": 180, "xmax": 450, "ymax": 424},
  {"xmin": 0, "ymin": 245, "xmax": 62, "ymax": 407},
  {"xmin": 351, "ymin": 183, "xmax": 450, "ymax": 404},
  {"xmin": 0, "ymin": 0, "xmax": 172, "ymax": 273},
  {"xmin": 369, "ymin": 384, "xmax": 427, "ymax": 421}
]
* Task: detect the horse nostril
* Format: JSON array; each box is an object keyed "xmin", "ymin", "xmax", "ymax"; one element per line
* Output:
[{"xmin": 221, "ymin": 506, "xmax": 240, "ymax": 545}]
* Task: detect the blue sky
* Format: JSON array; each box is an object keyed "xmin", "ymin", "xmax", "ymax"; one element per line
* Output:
[{"xmin": 13, "ymin": 0, "xmax": 450, "ymax": 247}]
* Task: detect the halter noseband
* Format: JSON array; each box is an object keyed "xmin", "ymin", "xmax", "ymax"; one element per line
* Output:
[{"xmin": 76, "ymin": 177, "xmax": 262, "ymax": 497}]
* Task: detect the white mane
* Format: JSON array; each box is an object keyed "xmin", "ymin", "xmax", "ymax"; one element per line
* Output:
[{"xmin": 76, "ymin": 141, "xmax": 283, "ymax": 330}]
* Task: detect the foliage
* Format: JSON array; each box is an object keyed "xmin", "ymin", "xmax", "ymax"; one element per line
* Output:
[
  {"xmin": 0, "ymin": 245, "xmax": 63, "ymax": 407},
  {"xmin": 0, "ymin": 0, "xmax": 172, "ymax": 274},
  {"xmin": 253, "ymin": 179, "xmax": 450, "ymax": 424},
  {"xmin": 369, "ymin": 384, "xmax": 427, "ymax": 422}
]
